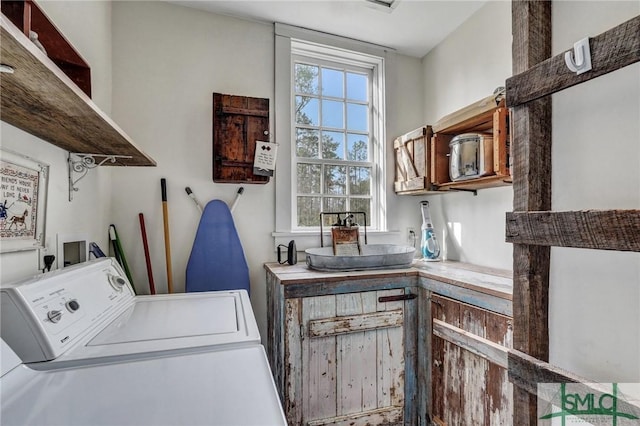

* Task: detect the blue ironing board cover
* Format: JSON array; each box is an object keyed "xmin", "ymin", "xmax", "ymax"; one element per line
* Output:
[{"xmin": 186, "ymin": 200, "xmax": 250, "ymax": 294}]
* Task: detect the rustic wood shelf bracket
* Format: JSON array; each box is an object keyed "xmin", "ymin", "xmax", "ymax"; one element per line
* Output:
[{"xmin": 68, "ymin": 153, "xmax": 131, "ymax": 201}]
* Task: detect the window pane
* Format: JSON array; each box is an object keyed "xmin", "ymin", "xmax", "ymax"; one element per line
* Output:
[
  {"xmin": 347, "ymin": 73, "xmax": 367, "ymax": 101},
  {"xmin": 322, "ymin": 131, "xmax": 344, "ymax": 160},
  {"xmin": 323, "ymin": 197, "xmax": 346, "ymax": 215},
  {"xmin": 297, "ymin": 163, "xmax": 321, "ymax": 193},
  {"xmin": 349, "ymin": 166, "xmax": 371, "ymax": 195},
  {"xmin": 296, "ymin": 129, "xmax": 319, "ymax": 158},
  {"xmin": 322, "ymin": 100, "xmax": 344, "ymax": 128},
  {"xmin": 347, "ymin": 134, "xmax": 369, "ymax": 161},
  {"xmin": 297, "ymin": 196, "xmax": 321, "ymax": 227},
  {"xmin": 350, "ymin": 198, "xmax": 371, "ymax": 226},
  {"xmin": 296, "ymin": 96, "xmax": 318, "ymax": 125},
  {"xmin": 324, "ymin": 165, "xmax": 346, "ymax": 195},
  {"xmin": 347, "ymin": 103, "xmax": 367, "ymax": 132},
  {"xmin": 295, "ymin": 64, "xmax": 318, "ymax": 95},
  {"xmin": 322, "ymin": 68, "xmax": 344, "ymax": 98}
]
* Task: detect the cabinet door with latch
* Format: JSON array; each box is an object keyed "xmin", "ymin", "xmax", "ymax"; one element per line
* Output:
[
  {"xmin": 212, "ymin": 93, "xmax": 269, "ymax": 184},
  {"xmin": 284, "ymin": 288, "xmax": 414, "ymax": 426},
  {"xmin": 431, "ymin": 294, "xmax": 513, "ymax": 425}
]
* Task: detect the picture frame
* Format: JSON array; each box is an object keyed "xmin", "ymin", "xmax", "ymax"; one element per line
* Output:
[{"xmin": 0, "ymin": 149, "xmax": 49, "ymax": 253}]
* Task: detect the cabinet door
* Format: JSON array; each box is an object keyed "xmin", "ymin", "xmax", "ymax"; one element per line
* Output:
[
  {"xmin": 285, "ymin": 289, "xmax": 408, "ymax": 426},
  {"xmin": 212, "ymin": 93, "xmax": 269, "ymax": 183},
  {"xmin": 431, "ymin": 295, "xmax": 513, "ymax": 425}
]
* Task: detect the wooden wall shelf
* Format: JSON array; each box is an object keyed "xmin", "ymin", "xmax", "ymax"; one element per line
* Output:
[
  {"xmin": 0, "ymin": 14, "xmax": 155, "ymax": 167},
  {"xmin": 394, "ymin": 93, "xmax": 511, "ymax": 196}
]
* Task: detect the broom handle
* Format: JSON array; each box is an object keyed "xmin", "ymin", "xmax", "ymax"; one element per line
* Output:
[{"xmin": 161, "ymin": 179, "xmax": 173, "ymax": 294}]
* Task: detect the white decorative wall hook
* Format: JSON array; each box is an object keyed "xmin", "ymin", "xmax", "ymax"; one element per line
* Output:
[{"xmin": 564, "ymin": 37, "xmax": 592, "ymax": 75}]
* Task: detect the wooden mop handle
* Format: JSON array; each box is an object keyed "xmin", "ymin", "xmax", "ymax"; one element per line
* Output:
[{"xmin": 161, "ymin": 178, "xmax": 173, "ymax": 293}]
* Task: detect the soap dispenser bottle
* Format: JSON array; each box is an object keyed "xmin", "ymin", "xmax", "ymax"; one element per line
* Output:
[{"xmin": 420, "ymin": 201, "xmax": 440, "ymax": 261}]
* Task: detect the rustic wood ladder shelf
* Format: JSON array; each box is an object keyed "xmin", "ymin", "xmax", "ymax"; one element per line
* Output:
[{"xmin": 508, "ymin": 3, "xmax": 640, "ymax": 424}]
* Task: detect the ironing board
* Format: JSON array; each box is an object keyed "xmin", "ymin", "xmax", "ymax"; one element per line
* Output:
[{"xmin": 186, "ymin": 200, "xmax": 250, "ymax": 294}]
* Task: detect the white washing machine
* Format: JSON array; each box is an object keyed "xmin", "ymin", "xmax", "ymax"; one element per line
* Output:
[
  {"xmin": 0, "ymin": 258, "xmax": 286, "ymax": 425},
  {"xmin": 1, "ymin": 258, "xmax": 260, "ymax": 368},
  {"xmin": 1, "ymin": 339, "xmax": 287, "ymax": 425}
]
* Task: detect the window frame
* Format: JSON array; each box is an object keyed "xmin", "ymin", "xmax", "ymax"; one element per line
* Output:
[
  {"xmin": 274, "ymin": 23, "xmax": 389, "ymax": 249},
  {"xmin": 291, "ymin": 47, "xmax": 380, "ymax": 231}
]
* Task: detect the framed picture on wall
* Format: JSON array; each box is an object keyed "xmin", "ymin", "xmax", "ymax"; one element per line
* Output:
[{"xmin": 0, "ymin": 149, "xmax": 49, "ymax": 253}]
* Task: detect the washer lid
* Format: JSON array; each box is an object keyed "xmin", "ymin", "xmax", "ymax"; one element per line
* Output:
[
  {"xmin": 39, "ymin": 290, "xmax": 261, "ymax": 368},
  {"xmin": 88, "ymin": 294, "xmax": 238, "ymax": 345},
  {"xmin": 1, "ymin": 345, "xmax": 286, "ymax": 426}
]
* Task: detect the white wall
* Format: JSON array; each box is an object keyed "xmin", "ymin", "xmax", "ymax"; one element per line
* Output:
[
  {"xmin": 110, "ymin": 1, "xmax": 425, "ymax": 341},
  {"xmin": 414, "ymin": 1, "xmax": 513, "ymax": 270},
  {"xmin": 0, "ymin": 1, "xmax": 112, "ymax": 283},
  {"xmin": 419, "ymin": 0, "xmax": 640, "ymax": 382},
  {"xmin": 549, "ymin": 1, "xmax": 639, "ymax": 382}
]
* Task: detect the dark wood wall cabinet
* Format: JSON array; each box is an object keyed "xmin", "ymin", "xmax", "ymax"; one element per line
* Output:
[
  {"xmin": 265, "ymin": 261, "xmax": 513, "ymax": 425},
  {"xmin": 0, "ymin": 1, "xmax": 155, "ymax": 166},
  {"xmin": 213, "ymin": 93, "xmax": 270, "ymax": 184}
]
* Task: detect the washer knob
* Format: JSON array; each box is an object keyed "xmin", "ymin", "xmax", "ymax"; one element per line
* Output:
[
  {"xmin": 47, "ymin": 310, "xmax": 62, "ymax": 323},
  {"xmin": 109, "ymin": 274, "xmax": 127, "ymax": 292},
  {"xmin": 66, "ymin": 300, "xmax": 80, "ymax": 312}
]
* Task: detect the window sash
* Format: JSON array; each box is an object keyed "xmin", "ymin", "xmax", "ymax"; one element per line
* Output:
[{"xmin": 291, "ymin": 45, "xmax": 382, "ymax": 231}]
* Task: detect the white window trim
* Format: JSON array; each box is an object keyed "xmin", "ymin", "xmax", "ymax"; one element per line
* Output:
[{"xmin": 274, "ymin": 23, "xmax": 392, "ymax": 249}]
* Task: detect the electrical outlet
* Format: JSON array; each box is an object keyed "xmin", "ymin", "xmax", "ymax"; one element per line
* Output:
[
  {"xmin": 406, "ymin": 227, "xmax": 416, "ymax": 244},
  {"xmin": 38, "ymin": 238, "xmax": 57, "ymax": 272}
]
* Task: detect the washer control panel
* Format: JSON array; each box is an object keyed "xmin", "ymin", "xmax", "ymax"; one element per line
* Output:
[{"xmin": 0, "ymin": 259, "xmax": 135, "ymax": 362}]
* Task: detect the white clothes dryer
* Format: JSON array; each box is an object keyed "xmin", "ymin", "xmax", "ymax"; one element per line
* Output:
[{"xmin": 1, "ymin": 339, "xmax": 287, "ymax": 426}]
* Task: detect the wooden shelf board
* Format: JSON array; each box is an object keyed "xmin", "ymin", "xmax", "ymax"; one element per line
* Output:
[
  {"xmin": 436, "ymin": 175, "xmax": 513, "ymax": 191},
  {"xmin": 0, "ymin": 15, "xmax": 155, "ymax": 166}
]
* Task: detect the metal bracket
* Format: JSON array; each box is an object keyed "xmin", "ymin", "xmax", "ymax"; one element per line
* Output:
[
  {"xmin": 448, "ymin": 187, "xmax": 478, "ymax": 196},
  {"xmin": 68, "ymin": 153, "xmax": 131, "ymax": 201}
]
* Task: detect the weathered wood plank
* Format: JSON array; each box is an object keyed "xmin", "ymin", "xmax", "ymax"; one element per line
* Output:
[
  {"xmin": 506, "ymin": 210, "xmax": 640, "ymax": 252},
  {"xmin": 0, "ymin": 17, "xmax": 155, "ymax": 166},
  {"xmin": 306, "ymin": 406, "xmax": 403, "ymax": 426},
  {"xmin": 510, "ymin": 2, "xmax": 552, "ymax": 424},
  {"xmin": 415, "ymin": 263, "xmax": 512, "ymax": 301},
  {"xmin": 285, "ymin": 298, "xmax": 303, "ymax": 425},
  {"xmin": 336, "ymin": 293, "xmax": 371, "ymax": 416},
  {"xmin": 433, "ymin": 319, "xmax": 508, "ymax": 369},
  {"xmin": 485, "ymin": 311, "xmax": 513, "ymax": 426},
  {"xmin": 375, "ymin": 289, "xmax": 404, "ymax": 411},
  {"xmin": 430, "ymin": 298, "xmax": 445, "ymax": 423},
  {"xmin": 266, "ymin": 272, "xmax": 285, "ymax": 400},
  {"xmin": 285, "ymin": 276, "xmax": 416, "ymax": 299},
  {"xmin": 508, "ymin": 349, "xmax": 582, "ymax": 395},
  {"xmin": 506, "ymin": 15, "xmax": 640, "ymax": 107},
  {"xmin": 400, "ymin": 288, "xmax": 418, "ymax": 425},
  {"xmin": 420, "ymin": 277, "xmax": 512, "ymax": 317},
  {"xmin": 417, "ymin": 287, "xmax": 431, "ymax": 425},
  {"xmin": 438, "ymin": 297, "xmax": 462, "ymax": 426},
  {"xmin": 308, "ymin": 310, "xmax": 403, "ymax": 338},
  {"xmin": 303, "ymin": 295, "xmax": 338, "ymax": 422}
]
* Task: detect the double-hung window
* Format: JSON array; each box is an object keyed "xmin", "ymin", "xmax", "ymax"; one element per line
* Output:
[
  {"xmin": 293, "ymin": 56, "xmax": 373, "ymax": 228},
  {"xmin": 274, "ymin": 24, "xmax": 387, "ymax": 244}
]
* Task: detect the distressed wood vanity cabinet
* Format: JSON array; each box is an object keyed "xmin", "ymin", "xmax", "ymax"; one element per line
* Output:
[
  {"xmin": 265, "ymin": 264, "xmax": 418, "ymax": 425},
  {"xmin": 265, "ymin": 261, "xmax": 513, "ymax": 425}
]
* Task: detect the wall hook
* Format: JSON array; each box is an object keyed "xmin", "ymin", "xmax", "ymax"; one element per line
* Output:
[{"xmin": 564, "ymin": 37, "xmax": 592, "ymax": 75}]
